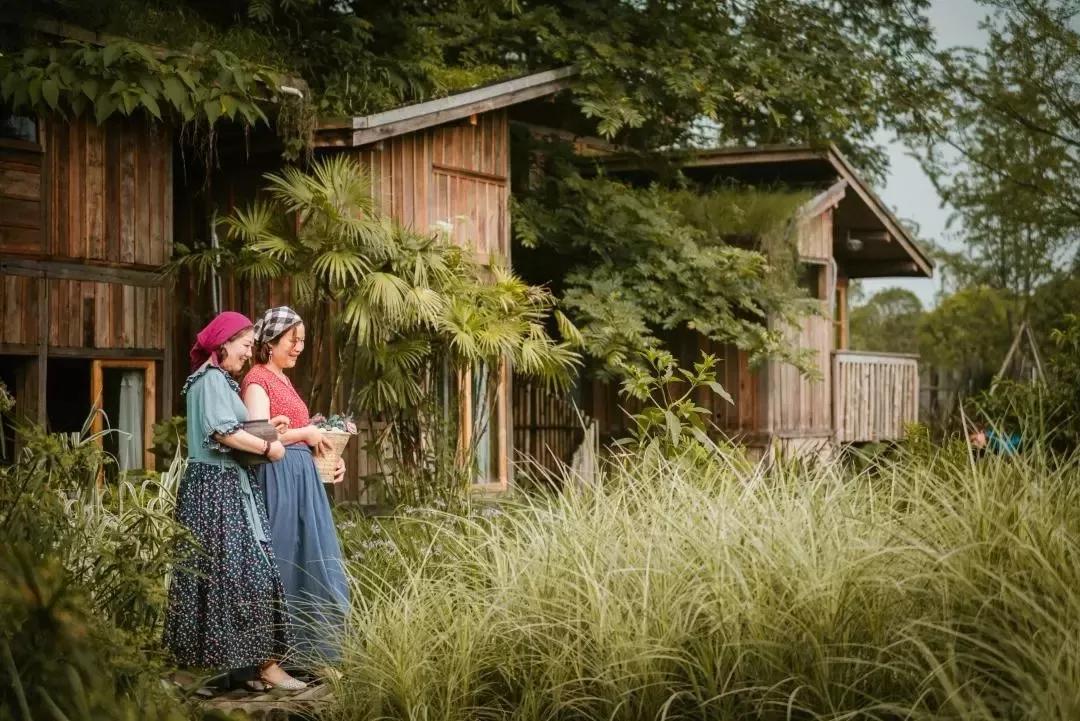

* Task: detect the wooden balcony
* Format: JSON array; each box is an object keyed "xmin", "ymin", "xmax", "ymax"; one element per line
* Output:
[{"xmin": 833, "ymin": 351, "xmax": 919, "ymax": 443}]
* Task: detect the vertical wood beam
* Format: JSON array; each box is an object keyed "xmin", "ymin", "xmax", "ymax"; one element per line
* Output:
[{"xmin": 35, "ymin": 278, "xmax": 47, "ymax": 424}]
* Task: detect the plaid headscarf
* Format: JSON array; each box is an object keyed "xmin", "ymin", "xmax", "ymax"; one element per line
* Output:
[{"xmin": 253, "ymin": 306, "xmax": 302, "ymax": 345}]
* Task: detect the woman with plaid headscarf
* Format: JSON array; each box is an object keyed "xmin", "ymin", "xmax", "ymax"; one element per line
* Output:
[{"xmin": 241, "ymin": 306, "xmax": 349, "ymax": 676}]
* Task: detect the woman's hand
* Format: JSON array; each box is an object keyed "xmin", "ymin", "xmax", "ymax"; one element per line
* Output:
[
  {"xmin": 330, "ymin": 456, "xmax": 346, "ymax": 484},
  {"xmin": 270, "ymin": 415, "xmax": 291, "ymax": 434},
  {"xmin": 305, "ymin": 425, "xmax": 325, "ymax": 450},
  {"xmin": 267, "ymin": 440, "xmax": 286, "ymax": 462}
]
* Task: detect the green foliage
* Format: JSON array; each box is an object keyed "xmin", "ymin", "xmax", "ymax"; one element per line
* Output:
[
  {"xmin": 151, "ymin": 415, "xmax": 187, "ymax": 465},
  {"xmin": 918, "ymin": 285, "xmax": 1013, "ymax": 390},
  {"xmin": 904, "ymin": 0, "xmax": 1080, "ymax": 323},
  {"xmin": 16, "ymin": 0, "xmax": 934, "ymax": 172},
  {"xmin": 614, "ymin": 349, "xmax": 732, "ymax": 456},
  {"xmin": 514, "ymin": 153, "xmax": 815, "ymax": 378},
  {"xmin": 0, "ymin": 416, "xmax": 193, "ymax": 720},
  {"xmin": 328, "ymin": 437, "xmax": 1080, "ymax": 721},
  {"xmin": 0, "ymin": 36, "xmax": 286, "ymax": 131},
  {"xmin": 849, "ymin": 286, "xmax": 924, "ymax": 354}
]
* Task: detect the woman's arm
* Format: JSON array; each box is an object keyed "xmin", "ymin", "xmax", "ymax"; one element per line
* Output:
[
  {"xmin": 278, "ymin": 425, "xmax": 322, "ymax": 447},
  {"xmin": 243, "ymin": 382, "xmax": 272, "ymax": 420},
  {"xmin": 214, "ymin": 428, "xmax": 285, "ymax": 460}
]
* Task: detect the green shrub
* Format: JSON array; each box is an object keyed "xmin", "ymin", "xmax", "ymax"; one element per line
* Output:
[{"xmin": 0, "ymin": 418, "xmax": 196, "ymax": 720}]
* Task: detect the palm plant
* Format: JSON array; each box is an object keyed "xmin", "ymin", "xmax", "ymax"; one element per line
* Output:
[{"xmin": 176, "ymin": 155, "xmax": 580, "ymax": 496}]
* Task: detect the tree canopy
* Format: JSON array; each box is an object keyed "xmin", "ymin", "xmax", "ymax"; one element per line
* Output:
[
  {"xmin": 6, "ymin": 0, "xmax": 933, "ymax": 173},
  {"xmin": 904, "ymin": 0, "xmax": 1080, "ymax": 326}
]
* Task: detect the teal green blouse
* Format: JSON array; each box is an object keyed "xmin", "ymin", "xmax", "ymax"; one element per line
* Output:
[
  {"xmin": 181, "ymin": 363, "xmax": 269, "ymax": 548},
  {"xmin": 183, "ymin": 363, "xmax": 249, "ymax": 468}
]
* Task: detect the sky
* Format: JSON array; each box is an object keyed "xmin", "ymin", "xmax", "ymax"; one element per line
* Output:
[{"xmin": 858, "ymin": 0, "xmax": 991, "ymax": 307}]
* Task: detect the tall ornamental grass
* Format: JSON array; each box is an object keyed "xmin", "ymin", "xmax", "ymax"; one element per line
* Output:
[{"xmin": 329, "ymin": 443, "xmax": 1080, "ymax": 721}]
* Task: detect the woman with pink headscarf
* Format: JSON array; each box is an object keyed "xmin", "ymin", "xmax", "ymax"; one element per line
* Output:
[{"xmin": 163, "ymin": 312, "xmax": 306, "ymax": 691}]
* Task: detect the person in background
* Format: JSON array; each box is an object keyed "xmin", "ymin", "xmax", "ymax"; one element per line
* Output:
[
  {"xmin": 242, "ymin": 306, "xmax": 348, "ymax": 676},
  {"xmin": 164, "ymin": 311, "xmax": 307, "ymax": 692},
  {"xmin": 969, "ymin": 424, "xmax": 1022, "ymax": 455}
]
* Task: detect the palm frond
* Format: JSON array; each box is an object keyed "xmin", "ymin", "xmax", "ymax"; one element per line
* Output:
[{"xmin": 312, "ymin": 249, "xmax": 371, "ymax": 289}]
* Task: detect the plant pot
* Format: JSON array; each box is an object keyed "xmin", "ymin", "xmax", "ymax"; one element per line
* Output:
[{"xmin": 314, "ymin": 430, "xmax": 351, "ymax": 483}]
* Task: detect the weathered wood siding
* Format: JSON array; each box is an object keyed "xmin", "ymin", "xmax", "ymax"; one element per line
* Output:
[
  {"xmin": 760, "ymin": 208, "xmax": 834, "ymax": 438},
  {"xmin": 512, "ymin": 380, "xmax": 585, "ymax": 476},
  {"xmin": 797, "ymin": 206, "xmax": 832, "ymax": 260},
  {"xmin": 764, "ymin": 314, "xmax": 833, "ymax": 436},
  {"xmin": 42, "ymin": 116, "xmax": 172, "ymax": 266},
  {"xmin": 0, "ymin": 274, "xmax": 41, "ymax": 346},
  {"xmin": 0, "ymin": 143, "xmax": 43, "ymax": 254},
  {"xmin": 344, "ymin": 111, "xmax": 510, "ymax": 259},
  {"xmin": 694, "ymin": 337, "xmax": 760, "ymax": 434},
  {"xmin": 0, "ymin": 116, "xmax": 172, "ymax": 354},
  {"xmin": 834, "ymin": 351, "xmax": 919, "ymax": 443},
  {"xmin": 46, "ymin": 279, "xmax": 166, "ymax": 349}
]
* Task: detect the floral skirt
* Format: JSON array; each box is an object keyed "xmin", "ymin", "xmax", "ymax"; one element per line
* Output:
[{"xmin": 164, "ymin": 461, "xmax": 290, "ymax": 670}]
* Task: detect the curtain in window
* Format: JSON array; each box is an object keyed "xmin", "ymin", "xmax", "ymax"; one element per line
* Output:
[
  {"xmin": 117, "ymin": 370, "xmax": 144, "ymax": 471},
  {"xmin": 472, "ymin": 365, "xmax": 492, "ymax": 482}
]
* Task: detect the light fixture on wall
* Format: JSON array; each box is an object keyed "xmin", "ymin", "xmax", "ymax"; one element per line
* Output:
[{"xmin": 845, "ymin": 230, "xmax": 864, "ymax": 253}]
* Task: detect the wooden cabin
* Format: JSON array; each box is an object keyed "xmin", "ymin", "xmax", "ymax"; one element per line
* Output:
[
  {"xmin": 510, "ymin": 143, "xmax": 933, "ymax": 463},
  {"xmin": 0, "ymin": 110, "xmax": 172, "ymax": 469},
  {"xmin": 612, "ymin": 145, "xmax": 930, "ymax": 457},
  {"xmin": 168, "ymin": 68, "xmax": 578, "ymax": 500}
]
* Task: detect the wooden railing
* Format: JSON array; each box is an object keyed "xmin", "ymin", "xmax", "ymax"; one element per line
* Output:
[
  {"xmin": 833, "ymin": 351, "xmax": 919, "ymax": 443},
  {"xmin": 512, "ymin": 380, "xmax": 588, "ymax": 478}
]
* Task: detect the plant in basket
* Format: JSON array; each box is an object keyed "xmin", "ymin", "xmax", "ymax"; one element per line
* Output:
[{"xmin": 311, "ymin": 413, "xmax": 357, "ymax": 483}]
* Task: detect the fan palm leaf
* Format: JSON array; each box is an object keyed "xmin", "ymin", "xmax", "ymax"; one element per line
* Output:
[{"xmin": 311, "ymin": 249, "xmax": 370, "ymax": 289}]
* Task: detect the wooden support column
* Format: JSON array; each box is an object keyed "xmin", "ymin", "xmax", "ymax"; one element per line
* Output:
[{"xmin": 35, "ymin": 277, "xmax": 47, "ymax": 424}]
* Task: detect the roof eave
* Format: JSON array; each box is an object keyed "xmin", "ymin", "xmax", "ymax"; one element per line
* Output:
[
  {"xmin": 314, "ymin": 66, "xmax": 578, "ymax": 148},
  {"xmin": 824, "ymin": 143, "xmax": 934, "ymax": 278}
]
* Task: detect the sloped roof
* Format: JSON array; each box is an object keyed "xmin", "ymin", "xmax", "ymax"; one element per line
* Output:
[
  {"xmin": 315, "ymin": 67, "xmax": 578, "ymax": 148},
  {"xmin": 598, "ymin": 144, "xmax": 933, "ymax": 278}
]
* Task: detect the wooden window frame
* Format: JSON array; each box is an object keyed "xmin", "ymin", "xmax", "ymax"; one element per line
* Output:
[
  {"xmin": 90, "ymin": 358, "xmax": 157, "ymax": 471},
  {"xmin": 459, "ymin": 360, "xmax": 509, "ymax": 492}
]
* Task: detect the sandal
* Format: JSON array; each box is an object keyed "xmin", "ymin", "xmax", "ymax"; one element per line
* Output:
[{"xmin": 258, "ymin": 665, "xmax": 308, "ymax": 691}]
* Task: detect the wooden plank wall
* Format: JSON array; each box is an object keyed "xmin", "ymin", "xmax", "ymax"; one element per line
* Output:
[
  {"xmin": 766, "ymin": 314, "xmax": 833, "ymax": 436},
  {"xmin": 41, "ymin": 116, "xmax": 172, "ymax": 266},
  {"xmin": 578, "ymin": 329, "xmax": 760, "ymax": 445},
  {"xmin": 45, "ymin": 279, "xmax": 166, "ymax": 349},
  {"xmin": 695, "ymin": 336, "xmax": 759, "ymax": 433},
  {"xmin": 0, "ymin": 144, "xmax": 43, "ymax": 254},
  {"xmin": 833, "ymin": 352, "xmax": 919, "ymax": 443},
  {"xmin": 0, "ymin": 114, "xmax": 172, "ymax": 354},
  {"xmin": 762, "ymin": 207, "xmax": 834, "ymax": 437},
  {"xmin": 0, "ymin": 274, "xmax": 41, "ymax": 346},
  {"xmin": 798, "ymin": 207, "xmax": 832, "ymax": 260},
  {"xmin": 345, "ymin": 110, "xmax": 510, "ymax": 259}
]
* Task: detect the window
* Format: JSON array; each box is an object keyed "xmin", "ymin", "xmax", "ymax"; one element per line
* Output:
[
  {"xmin": 0, "ymin": 111, "xmax": 38, "ymax": 145},
  {"xmin": 797, "ymin": 262, "xmax": 828, "ymax": 301},
  {"xmin": 91, "ymin": 360, "xmax": 157, "ymax": 473},
  {"xmin": 458, "ymin": 360, "xmax": 508, "ymax": 490}
]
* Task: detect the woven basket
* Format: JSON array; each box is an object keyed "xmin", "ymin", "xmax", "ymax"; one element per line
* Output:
[{"xmin": 313, "ymin": 430, "xmax": 351, "ymax": 484}]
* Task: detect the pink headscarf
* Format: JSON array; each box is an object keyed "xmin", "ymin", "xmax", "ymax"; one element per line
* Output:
[{"xmin": 189, "ymin": 311, "xmax": 253, "ymax": 371}]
